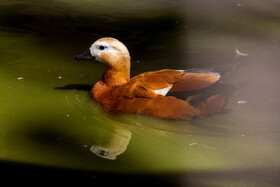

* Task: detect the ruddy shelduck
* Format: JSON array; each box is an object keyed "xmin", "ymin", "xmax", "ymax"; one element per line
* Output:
[{"xmin": 74, "ymin": 37, "xmax": 235, "ymax": 120}]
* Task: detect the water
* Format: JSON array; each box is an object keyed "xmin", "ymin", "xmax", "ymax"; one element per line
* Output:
[{"xmin": 0, "ymin": 0, "xmax": 280, "ymax": 185}]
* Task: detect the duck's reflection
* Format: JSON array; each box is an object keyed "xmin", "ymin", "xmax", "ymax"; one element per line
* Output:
[{"xmin": 90, "ymin": 127, "xmax": 132, "ymax": 160}]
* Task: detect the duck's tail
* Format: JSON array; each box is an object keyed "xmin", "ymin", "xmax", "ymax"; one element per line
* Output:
[
  {"xmin": 169, "ymin": 81, "xmax": 236, "ymax": 117},
  {"xmin": 168, "ymin": 63, "xmax": 238, "ymax": 117},
  {"xmin": 187, "ymin": 82, "xmax": 236, "ymax": 117}
]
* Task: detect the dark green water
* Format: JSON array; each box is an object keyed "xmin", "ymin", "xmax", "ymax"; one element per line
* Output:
[{"xmin": 1, "ymin": 0, "xmax": 280, "ymax": 185}]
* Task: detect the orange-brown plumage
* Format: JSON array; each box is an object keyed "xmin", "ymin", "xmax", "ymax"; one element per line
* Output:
[
  {"xmin": 74, "ymin": 37, "xmax": 235, "ymax": 120},
  {"xmin": 91, "ymin": 79, "xmax": 201, "ymax": 120}
]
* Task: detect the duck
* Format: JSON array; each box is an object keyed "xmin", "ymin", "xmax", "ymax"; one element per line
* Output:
[{"xmin": 74, "ymin": 37, "xmax": 235, "ymax": 120}]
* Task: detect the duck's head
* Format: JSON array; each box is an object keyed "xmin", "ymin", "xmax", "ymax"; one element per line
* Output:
[{"xmin": 74, "ymin": 37, "xmax": 131, "ymax": 71}]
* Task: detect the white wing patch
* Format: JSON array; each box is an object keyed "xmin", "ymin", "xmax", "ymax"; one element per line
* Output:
[{"xmin": 153, "ymin": 85, "xmax": 173, "ymax": 96}]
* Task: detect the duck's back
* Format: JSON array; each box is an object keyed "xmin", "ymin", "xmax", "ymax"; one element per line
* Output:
[{"xmin": 90, "ymin": 69, "xmax": 229, "ymax": 120}]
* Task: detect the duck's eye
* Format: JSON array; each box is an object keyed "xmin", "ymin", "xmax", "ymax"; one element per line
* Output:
[{"xmin": 99, "ymin": 45, "xmax": 105, "ymax": 50}]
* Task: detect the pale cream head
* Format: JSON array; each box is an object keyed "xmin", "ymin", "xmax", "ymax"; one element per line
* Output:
[
  {"xmin": 88, "ymin": 37, "xmax": 131, "ymax": 86},
  {"xmin": 89, "ymin": 37, "xmax": 130, "ymax": 68}
]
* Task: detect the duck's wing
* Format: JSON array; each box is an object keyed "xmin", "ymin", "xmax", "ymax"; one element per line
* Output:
[
  {"xmin": 112, "ymin": 80, "xmax": 158, "ymax": 99},
  {"xmin": 169, "ymin": 70, "xmax": 221, "ymax": 92},
  {"xmin": 129, "ymin": 67, "xmax": 226, "ymax": 96},
  {"xmin": 142, "ymin": 69, "xmax": 221, "ymax": 91},
  {"xmin": 111, "ymin": 69, "xmax": 184, "ymax": 99},
  {"xmin": 113, "ymin": 64, "xmax": 235, "ymax": 99},
  {"xmin": 170, "ymin": 63, "xmax": 236, "ymax": 92},
  {"xmin": 113, "ymin": 69, "xmax": 219, "ymax": 98}
]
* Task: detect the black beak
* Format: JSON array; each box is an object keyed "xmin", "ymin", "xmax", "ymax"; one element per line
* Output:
[{"xmin": 73, "ymin": 49, "xmax": 95, "ymax": 60}]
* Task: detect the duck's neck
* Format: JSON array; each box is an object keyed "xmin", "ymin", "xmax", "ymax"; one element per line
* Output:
[{"xmin": 102, "ymin": 65, "xmax": 130, "ymax": 87}]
